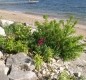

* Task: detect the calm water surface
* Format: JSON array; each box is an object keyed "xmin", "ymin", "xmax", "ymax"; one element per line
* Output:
[{"xmin": 0, "ymin": 0, "xmax": 86, "ymax": 23}]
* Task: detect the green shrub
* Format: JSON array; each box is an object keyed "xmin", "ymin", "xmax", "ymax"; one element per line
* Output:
[
  {"xmin": 32, "ymin": 16, "xmax": 85, "ymax": 61},
  {"xmin": 58, "ymin": 70, "xmax": 76, "ymax": 80},
  {"xmin": 30, "ymin": 43, "xmax": 54, "ymax": 62},
  {"xmin": 0, "ymin": 23, "xmax": 31, "ymax": 53},
  {"xmin": 34, "ymin": 53, "xmax": 43, "ymax": 70},
  {"xmin": 14, "ymin": 40, "xmax": 28, "ymax": 53},
  {"xmin": 4, "ymin": 36, "xmax": 15, "ymax": 52},
  {"xmin": 43, "ymin": 46, "xmax": 54, "ymax": 62},
  {"xmin": 4, "ymin": 23, "xmax": 31, "ymax": 40},
  {"xmin": 0, "ymin": 36, "xmax": 6, "ymax": 48}
]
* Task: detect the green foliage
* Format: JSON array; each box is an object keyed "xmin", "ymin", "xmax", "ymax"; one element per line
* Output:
[
  {"xmin": 58, "ymin": 70, "xmax": 76, "ymax": 80},
  {"xmin": 30, "ymin": 44, "xmax": 54, "ymax": 62},
  {"xmin": 4, "ymin": 23, "xmax": 31, "ymax": 40},
  {"xmin": 34, "ymin": 54, "xmax": 43, "ymax": 70},
  {"xmin": 0, "ymin": 36, "xmax": 5, "ymax": 48},
  {"xmin": 33, "ymin": 16, "xmax": 85, "ymax": 61},
  {"xmin": 14, "ymin": 40, "xmax": 28, "ymax": 53},
  {"xmin": 4, "ymin": 36, "xmax": 15, "ymax": 52},
  {"xmin": 43, "ymin": 46, "xmax": 54, "ymax": 62},
  {"xmin": 0, "ymin": 16, "xmax": 85, "ymax": 61},
  {"xmin": 0, "ymin": 23, "xmax": 31, "ymax": 53}
]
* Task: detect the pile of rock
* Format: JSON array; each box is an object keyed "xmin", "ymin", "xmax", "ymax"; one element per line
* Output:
[
  {"xmin": 0, "ymin": 51, "xmax": 86, "ymax": 80},
  {"xmin": 0, "ymin": 52, "xmax": 38, "ymax": 80},
  {"xmin": 36, "ymin": 53, "xmax": 86, "ymax": 79}
]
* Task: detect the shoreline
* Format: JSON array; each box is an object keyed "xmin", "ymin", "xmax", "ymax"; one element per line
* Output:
[
  {"xmin": 0, "ymin": 10, "xmax": 44, "ymax": 25},
  {"xmin": 0, "ymin": 9, "xmax": 86, "ymax": 38}
]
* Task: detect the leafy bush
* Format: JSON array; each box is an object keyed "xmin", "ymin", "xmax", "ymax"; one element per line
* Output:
[
  {"xmin": 4, "ymin": 23, "xmax": 31, "ymax": 40},
  {"xmin": 34, "ymin": 53, "xmax": 43, "ymax": 70},
  {"xmin": 32, "ymin": 16, "xmax": 85, "ymax": 61},
  {"xmin": 4, "ymin": 36, "xmax": 15, "ymax": 52},
  {"xmin": 0, "ymin": 36, "xmax": 5, "ymax": 48},
  {"xmin": 14, "ymin": 40, "xmax": 28, "ymax": 53},
  {"xmin": 0, "ymin": 23, "xmax": 31, "ymax": 53},
  {"xmin": 43, "ymin": 46, "xmax": 54, "ymax": 62}
]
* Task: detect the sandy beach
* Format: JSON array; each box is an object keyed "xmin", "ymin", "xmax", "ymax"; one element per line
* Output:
[{"xmin": 0, "ymin": 10, "xmax": 86, "ymax": 38}]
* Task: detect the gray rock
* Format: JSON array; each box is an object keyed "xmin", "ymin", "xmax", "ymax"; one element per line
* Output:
[
  {"xmin": 74, "ymin": 72, "xmax": 81, "ymax": 77},
  {"xmin": 37, "ymin": 72, "xmax": 42, "ymax": 79},
  {"xmin": 4, "ymin": 66, "xmax": 9, "ymax": 75},
  {"xmin": 27, "ymin": 63, "xmax": 35, "ymax": 71},
  {"xmin": 19, "ymin": 63, "xmax": 35, "ymax": 71},
  {"xmin": 6, "ymin": 53, "xmax": 37, "ymax": 80},
  {"xmin": 0, "ymin": 60, "xmax": 9, "ymax": 75},
  {"xmin": 50, "ymin": 73, "xmax": 55, "ymax": 79},
  {"xmin": 8, "ymin": 70, "xmax": 37, "ymax": 80},
  {"xmin": 42, "ymin": 69, "xmax": 46, "ymax": 75},
  {"xmin": 7, "ymin": 53, "xmax": 32, "ymax": 64},
  {"xmin": 0, "ymin": 51, "xmax": 3, "ymax": 59},
  {"xmin": 6, "ymin": 53, "xmax": 34, "ymax": 70},
  {"xmin": 0, "ymin": 60, "xmax": 5, "ymax": 72},
  {"xmin": 0, "ymin": 71, "xmax": 9, "ymax": 80},
  {"xmin": 8, "ymin": 64, "xmax": 38, "ymax": 80},
  {"xmin": 66, "ymin": 53, "xmax": 86, "ymax": 76},
  {"xmin": 59, "ymin": 67, "xmax": 65, "ymax": 72}
]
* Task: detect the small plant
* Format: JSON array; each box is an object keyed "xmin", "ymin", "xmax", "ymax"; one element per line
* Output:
[
  {"xmin": 58, "ymin": 70, "xmax": 76, "ymax": 80},
  {"xmin": 4, "ymin": 23, "xmax": 31, "ymax": 40},
  {"xmin": 43, "ymin": 46, "xmax": 54, "ymax": 62},
  {"xmin": 14, "ymin": 40, "xmax": 28, "ymax": 53},
  {"xmin": 34, "ymin": 53, "xmax": 43, "ymax": 70},
  {"xmin": 4, "ymin": 36, "xmax": 15, "ymax": 52},
  {"xmin": 0, "ymin": 35, "xmax": 6, "ymax": 48}
]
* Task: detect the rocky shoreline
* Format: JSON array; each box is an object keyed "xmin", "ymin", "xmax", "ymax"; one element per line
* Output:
[{"xmin": 0, "ymin": 50, "xmax": 86, "ymax": 80}]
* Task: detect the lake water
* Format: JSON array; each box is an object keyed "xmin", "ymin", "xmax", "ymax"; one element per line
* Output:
[{"xmin": 0, "ymin": 0, "xmax": 86, "ymax": 23}]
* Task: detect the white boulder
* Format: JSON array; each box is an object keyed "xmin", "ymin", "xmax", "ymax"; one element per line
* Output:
[
  {"xmin": 0, "ymin": 51, "xmax": 3, "ymax": 59},
  {"xmin": 0, "ymin": 19, "xmax": 14, "ymax": 27},
  {"xmin": 0, "ymin": 60, "xmax": 5, "ymax": 72},
  {"xmin": 0, "ymin": 27, "xmax": 6, "ymax": 36},
  {"xmin": 0, "ymin": 71, "xmax": 9, "ymax": 80},
  {"xmin": 4, "ymin": 66, "xmax": 9, "ymax": 75}
]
